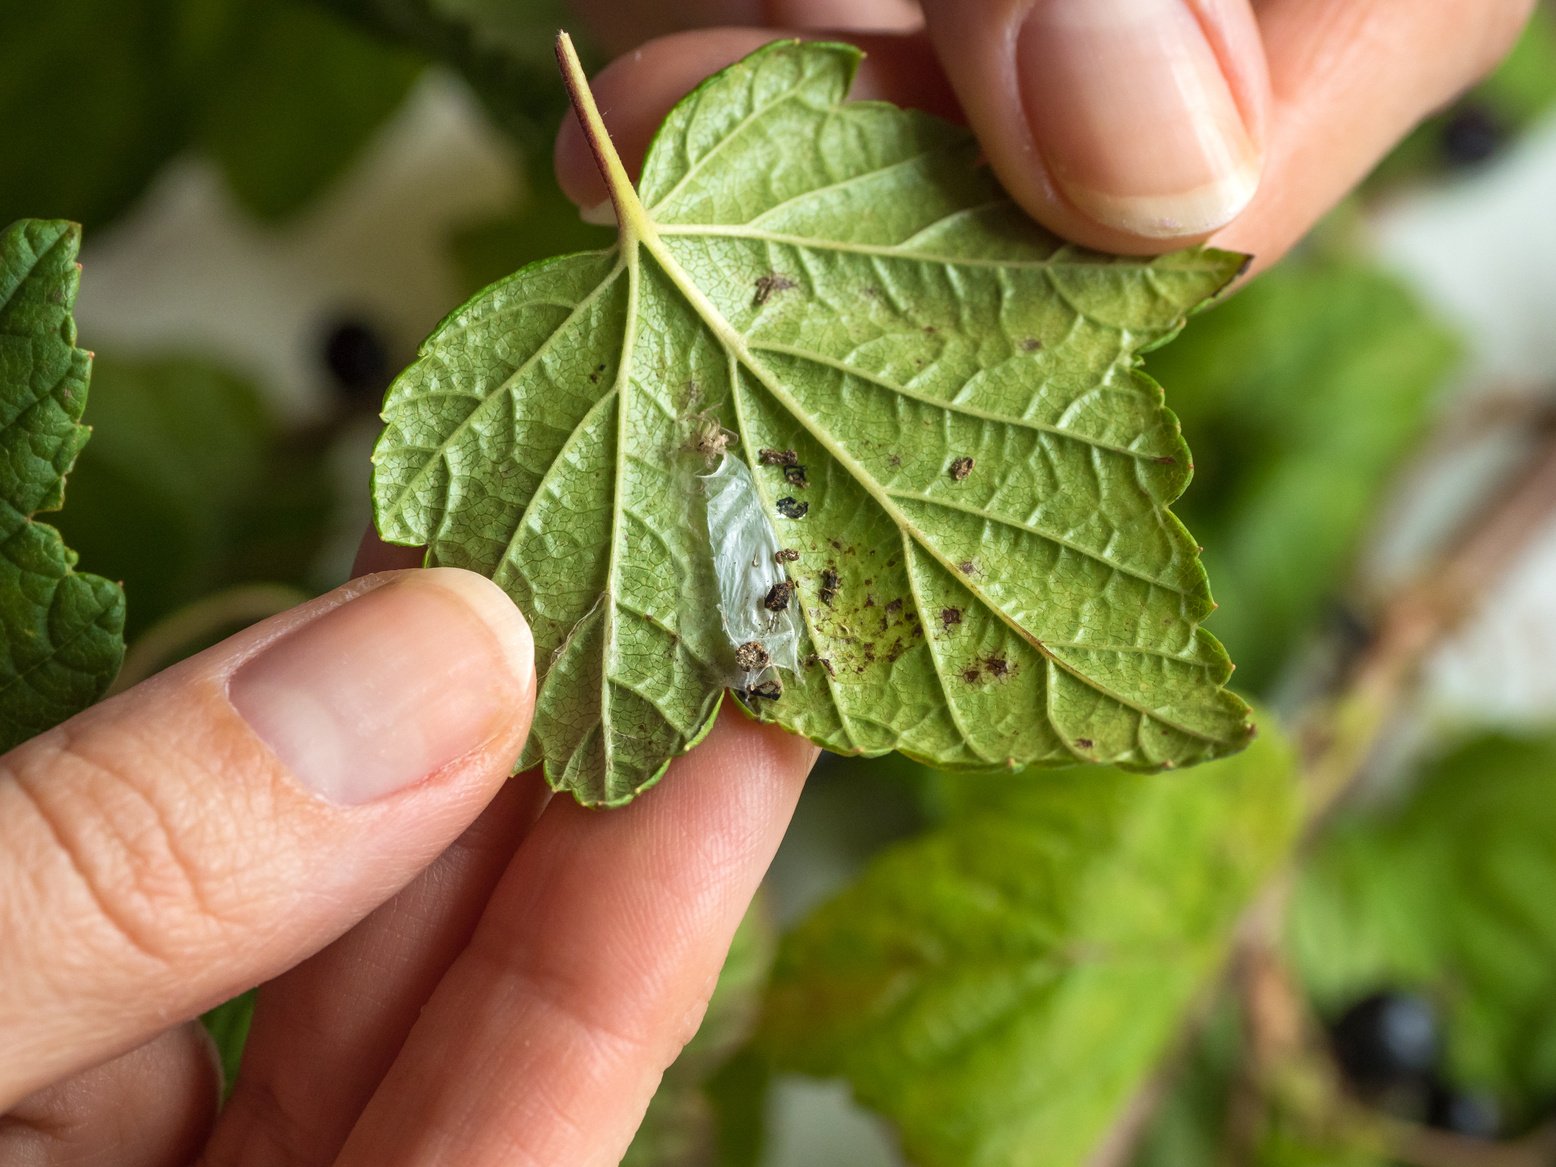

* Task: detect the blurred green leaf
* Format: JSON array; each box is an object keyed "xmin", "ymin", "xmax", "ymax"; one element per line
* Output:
[
  {"xmin": 1, "ymin": 0, "xmax": 424, "ymax": 230},
  {"xmin": 0, "ymin": 219, "xmax": 125, "ymax": 751},
  {"xmin": 1291, "ymin": 733, "xmax": 1556, "ymax": 1116},
  {"xmin": 53, "ymin": 355, "xmax": 334, "ymax": 636},
  {"xmin": 1144, "ymin": 254, "xmax": 1459, "ymax": 690},
  {"xmin": 198, "ymin": 0, "xmax": 424, "ymax": 221},
  {"xmin": 0, "ymin": 3, "xmax": 188, "ymax": 228},
  {"xmin": 315, "ymin": 0, "xmax": 575, "ymax": 159},
  {"xmin": 623, "ymin": 902, "xmax": 775, "ymax": 1167},
  {"xmin": 761, "ymin": 718, "xmax": 1302, "ymax": 1167},
  {"xmin": 1128, "ymin": 1001, "xmax": 1240, "ymax": 1167}
]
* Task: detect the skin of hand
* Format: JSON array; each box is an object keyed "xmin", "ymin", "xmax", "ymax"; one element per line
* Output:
[{"xmin": 0, "ymin": 1, "xmax": 1534, "ymax": 1164}]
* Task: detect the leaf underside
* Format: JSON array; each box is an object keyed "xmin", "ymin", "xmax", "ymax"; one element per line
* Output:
[
  {"xmin": 372, "ymin": 39, "xmax": 1251, "ymax": 806},
  {"xmin": 1, "ymin": 219, "xmax": 125, "ymax": 752}
]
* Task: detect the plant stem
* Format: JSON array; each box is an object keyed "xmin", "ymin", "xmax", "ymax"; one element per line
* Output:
[{"xmin": 554, "ymin": 30, "xmax": 649, "ymax": 243}]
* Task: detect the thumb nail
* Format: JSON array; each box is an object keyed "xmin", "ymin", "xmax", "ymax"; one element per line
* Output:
[
  {"xmin": 1017, "ymin": 0, "xmax": 1260, "ymax": 238},
  {"xmin": 229, "ymin": 569, "xmax": 533, "ymax": 806}
]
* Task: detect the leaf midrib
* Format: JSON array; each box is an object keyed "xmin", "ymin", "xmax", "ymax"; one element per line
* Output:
[{"xmin": 635, "ymin": 222, "xmax": 1222, "ymax": 745}]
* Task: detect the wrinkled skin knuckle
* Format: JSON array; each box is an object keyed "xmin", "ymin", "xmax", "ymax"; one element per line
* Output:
[{"xmin": 4, "ymin": 730, "xmax": 224, "ymax": 970}]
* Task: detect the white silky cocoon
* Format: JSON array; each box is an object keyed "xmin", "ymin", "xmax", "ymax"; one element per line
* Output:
[{"xmin": 700, "ymin": 453, "xmax": 801, "ymax": 686}]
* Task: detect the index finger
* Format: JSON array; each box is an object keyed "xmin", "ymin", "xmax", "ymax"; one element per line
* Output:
[{"xmin": 334, "ymin": 707, "xmax": 817, "ymax": 1167}]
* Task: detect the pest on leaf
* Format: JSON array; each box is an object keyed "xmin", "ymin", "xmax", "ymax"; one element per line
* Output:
[
  {"xmin": 753, "ymin": 273, "xmax": 798, "ymax": 306},
  {"xmin": 764, "ymin": 580, "xmax": 795, "ymax": 613},
  {"xmin": 776, "ymin": 497, "xmax": 809, "ymax": 520},
  {"xmin": 734, "ymin": 640, "xmax": 772, "ymax": 672}
]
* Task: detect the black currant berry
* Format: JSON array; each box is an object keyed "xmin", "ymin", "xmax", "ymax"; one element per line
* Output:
[
  {"xmin": 1439, "ymin": 103, "xmax": 1507, "ymax": 169},
  {"xmin": 1424, "ymin": 1080, "xmax": 1501, "ymax": 1139},
  {"xmin": 320, "ymin": 317, "xmax": 391, "ymax": 411},
  {"xmin": 1330, "ymin": 990, "xmax": 1441, "ymax": 1088}
]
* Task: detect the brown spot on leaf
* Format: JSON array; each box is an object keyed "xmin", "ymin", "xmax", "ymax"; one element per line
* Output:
[
  {"xmin": 820, "ymin": 568, "xmax": 841, "ymax": 606},
  {"xmin": 985, "ymin": 655, "xmax": 1010, "ymax": 678},
  {"xmin": 948, "ymin": 456, "xmax": 974, "ymax": 482},
  {"xmin": 941, "ymin": 607, "xmax": 962, "ymax": 629},
  {"xmin": 1074, "ymin": 737, "xmax": 1094, "ymax": 751},
  {"xmin": 804, "ymin": 653, "xmax": 837, "ymax": 677},
  {"xmin": 884, "ymin": 598, "xmax": 903, "ymax": 622},
  {"xmin": 961, "ymin": 664, "xmax": 983, "ymax": 684},
  {"xmin": 958, "ymin": 560, "xmax": 976, "ymax": 575},
  {"xmin": 1020, "ymin": 337, "xmax": 1043, "ymax": 352},
  {"xmin": 753, "ymin": 273, "xmax": 798, "ymax": 306}
]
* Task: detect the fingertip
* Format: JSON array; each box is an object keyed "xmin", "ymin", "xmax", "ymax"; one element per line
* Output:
[{"xmin": 923, "ymin": 0, "xmax": 1269, "ymax": 251}]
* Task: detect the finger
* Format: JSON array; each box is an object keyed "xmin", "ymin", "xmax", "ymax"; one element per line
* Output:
[
  {"xmin": 551, "ymin": 10, "xmax": 1263, "ymax": 252},
  {"xmin": 1213, "ymin": 0, "xmax": 1535, "ymax": 266},
  {"xmin": 203, "ymin": 773, "xmax": 552, "ymax": 1167},
  {"xmin": 566, "ymin": 0, "xmax": 920, "ymax": 58},
  {"xmin": 202, "ymin": 536, "xmax": 548, "ymax": 1167},
  {"xmin": 335, "ymin": 709, "xmax": 817, "ymax": 1167},
  {"xmin": 0, "ymin": 568, "xmax": 535, "ymax": 1109},
  {"xmin": 0, "ymin": 1023, "xmax": 218, "ymax": 1167},
  {"xmin": 919, "ymin": 0, "xmax": 1269, "ymax": 251},
  {"xmin": 554, "ymin": 27, "xmax": 960, "ymax": 215}
]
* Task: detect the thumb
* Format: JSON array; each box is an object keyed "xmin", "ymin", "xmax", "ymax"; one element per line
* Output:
[
  {"xmin": 919, "ymin": 0, "xmax": 1269, "ymax": 251},
  {"xmin": 0, "ymin": 567, "xmax": 534, "ymax": 1109}
]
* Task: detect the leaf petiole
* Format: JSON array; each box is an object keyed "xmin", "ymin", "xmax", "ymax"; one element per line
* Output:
[{"xmin": 554, "ymin": 31, "xmax": 651, "ymax": 244}]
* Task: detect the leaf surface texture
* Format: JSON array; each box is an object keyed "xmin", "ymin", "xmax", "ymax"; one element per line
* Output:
[
  {"xmin": 0, "ymin": 220, "xmax": 125, "ymax": 751},
  {"xmin": 373, "ymin": 40, "xmax": 1250, "ymax": 804}
]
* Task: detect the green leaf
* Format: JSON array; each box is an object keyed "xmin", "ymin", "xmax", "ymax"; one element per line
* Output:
[
  {"xmin": 0, "ymin": 0, "xmax": 423, "ymax": 231},
  {"xmin": 0, "ymin": 220, "xmax": 125, "ymax": 752},
  {"xmin": 52, "ymin": 354, "xmax": 335, "ymax": 637},
  {"xmin": 197, "ymin": 0, "xmax": 424, "ymax": 221},
  {"xmin": 1290, "ymin": 733, "xmax": 1556, "ymax": 1115},
  {"xmin": 373, "ymin": 37, "xmax": 1251, "ymax": 805},
  {"xmin": 0, "ymin": 3, "xmax": 187, "ymax": 228},
  {"xmin": 316, "ymin": 0, "xmax": 574, "ymax": 159},
  {"xmin": 759, "ymin": 718, "xmax": 1301, "ymax": 1167},
  {"xmin": 1144, "ymin": 252, "xmax": 1458, "ymax": 690}
]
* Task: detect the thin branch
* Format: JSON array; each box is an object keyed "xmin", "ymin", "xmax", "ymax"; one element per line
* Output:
[{"xmin": 1092, "ymin": 415, "xmax": 1556, "ymax": 1167}]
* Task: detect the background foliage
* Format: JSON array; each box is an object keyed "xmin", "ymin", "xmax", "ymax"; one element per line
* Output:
[{"xmin": 5, "ymin": 2, "xmax": 1556, "ymax": 1164}]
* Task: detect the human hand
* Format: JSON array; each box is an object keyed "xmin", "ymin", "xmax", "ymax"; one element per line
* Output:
[
  {"xmin": 0, "ymin": 556, "xmax": 814, "ymax": 1166},
  {"xmin": 557, "ymin": 0, "xmax": 1535, "ymax": 271}
]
